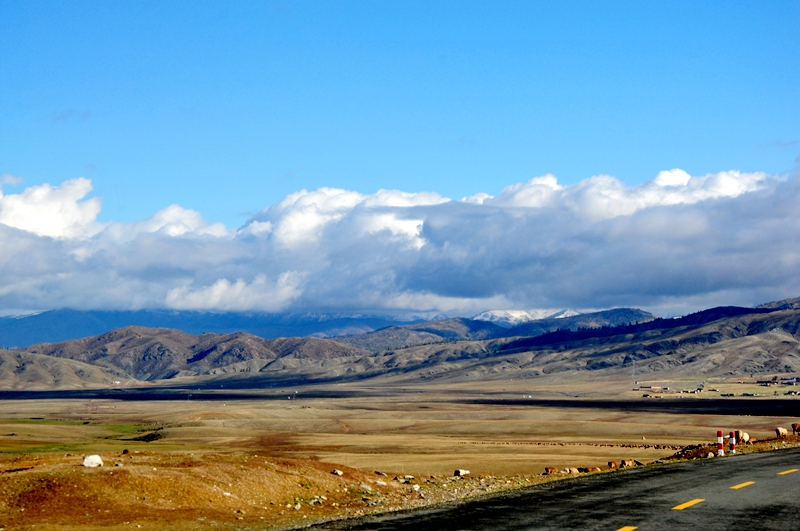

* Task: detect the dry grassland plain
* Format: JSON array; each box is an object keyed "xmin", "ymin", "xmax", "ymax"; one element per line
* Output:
[{"xmin": 1, "ymin": 375, "xmax": 798, "ymax": 529}]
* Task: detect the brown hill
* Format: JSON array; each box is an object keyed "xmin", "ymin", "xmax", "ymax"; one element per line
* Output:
[
  {"xmin": 188, "ymin": 308, "xmax": 800, "ymax": 387},
  {"xmin": 757, "ymin": 295, "xmax": 800, "ymax": 310},
  {"xmin": 336, "ymin": 311, "xmax": 656, "ymax": 353},
  {"xmin": 8, "ymin": 307, "xmax": 800, "ymax": 389},
  {"xmin": 17, "ymin": 326, "xmax": 371, "ymax": 382},
  {"xmin": 395, "ymin": 308, "xmax": 800, "ymax": 383},
  {"xmin": 336, "ymin": 317, "xmax": 507, "ymax": 351},
  {"xmin": 0, "ymin": 350, "xmax": 132, "ymax": 389}
]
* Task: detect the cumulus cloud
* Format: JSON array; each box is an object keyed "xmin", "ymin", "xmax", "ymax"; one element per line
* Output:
[
  {"xmin": 0, "ymin": 178, "xmax": 102, "ymax": 239},
  {"xmin": 0, "ymin": 168, "xmax": 797, "ymax": 317},
  {"xmin": 100, "ymin": 204, "xmax": 230, "ymax": 242},
  {"xmin": 483, "ymin": 169, "xmax": 770, "ymax": 221},
  {"xmin": 165, "ymin": 272, "xmax": 304, "ymax": 312},
  {"xmin": 244, "ymin": 187, "xmax": 447, "ymax": 249}
]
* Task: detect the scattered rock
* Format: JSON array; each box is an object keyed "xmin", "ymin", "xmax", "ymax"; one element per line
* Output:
[
  {"xmin": 332, "ymin": 469, "xmax": 343, "ymax": 476},
  {"xmin": 453, "ymin": 469, "xmax": 470, "ymax": 477},
  {"xmin": 707, "ymin": 452, "xmax": 715, "ymax": 458},
  {"xmin": 543, "ymin": 467, "xmax": 558, "ymax": 475},
  {"xmin": 607, "ymin": 461, "xmax": 618, "ymax": 469},
  {"xmin": 83, "ymin": 455, "xmax": 104, "ymax": 468},
  {"xmin": 375, "ymin": 471, "xmax": 387, "ymax": 476},
  {"xmin": 568, "ymin": 467, "xmax": 579, "ymax": 474},
  {"xmin": 620, "ymin": 460, "xmax": 635, "ymax": 468}
]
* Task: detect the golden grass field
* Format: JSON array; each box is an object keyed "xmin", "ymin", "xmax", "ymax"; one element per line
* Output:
[{"xmin": 1, "ymin": 375, "xmax": 798, "ymax": 529}]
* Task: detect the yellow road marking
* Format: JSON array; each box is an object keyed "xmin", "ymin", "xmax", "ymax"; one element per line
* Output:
[
  {"xmin": 778, "ymin": 468, "xmax": 798, "ymax": 475},
  {"xmin": 672, "ymin": 498, "xmax": 705, "ymax": 510},
  {"xmin": 730, "ymin": 481, "xmax": 755, "ymax": 489},
  {"xmin": 616, "ymin": 527, "xmax": 638, "ymax": 531}
]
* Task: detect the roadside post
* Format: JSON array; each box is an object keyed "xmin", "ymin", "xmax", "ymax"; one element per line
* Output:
[
  {"xmin": 717, "ymin": 430, "xmax": 725, "ymax": 456},
  {"xmin": 729, "ymin": 431, "xmax": 737, "ymax": 454}
]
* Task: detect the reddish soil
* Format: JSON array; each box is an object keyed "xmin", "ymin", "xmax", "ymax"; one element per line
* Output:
[{"xmin": 2, "ymin": 438, "xmax": 798, "ymax": 530}]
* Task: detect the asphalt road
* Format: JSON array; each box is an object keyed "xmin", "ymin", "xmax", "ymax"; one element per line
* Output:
[{"xmin": 316, "ymin": 448, "xmax": 800, "ymax": 531}]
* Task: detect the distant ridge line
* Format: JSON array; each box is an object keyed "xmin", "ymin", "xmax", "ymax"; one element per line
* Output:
[{"xmin": 500, "ymin": 306, "xmax": 778, "ymax": 351}]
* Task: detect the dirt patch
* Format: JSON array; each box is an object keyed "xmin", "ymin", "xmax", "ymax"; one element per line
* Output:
[
  {"xmin": 666, "ymin": 434, "xmax": 800, "ymax": 460},
  {"xmin": 0, "ymin": 450, "xmax": 577, "ymax": 530}
]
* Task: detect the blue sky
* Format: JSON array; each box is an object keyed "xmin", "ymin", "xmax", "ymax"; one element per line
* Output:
[
  {"xmin": 0, "ymin": 1, "xmax": 799, "ymax": 317},
  {"xmin": 2, "ymin": 1, "xmax": 797, "ymax": 226}
]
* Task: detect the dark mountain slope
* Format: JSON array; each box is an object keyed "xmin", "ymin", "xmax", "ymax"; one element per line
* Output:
[
  {"xmin": 498, "ymin": 306, "xmax": 778, "ymax": 352},
  {"xmin": 502, "ymin": 308, "xmax": 656, "ymax": 338},
  {"xmin": 337, "ymin": 311, "xmax": 655, "ymax": 353},
  {"xmin": 355, "ymin": 309, "xmax": 800, "ymax": 385}
]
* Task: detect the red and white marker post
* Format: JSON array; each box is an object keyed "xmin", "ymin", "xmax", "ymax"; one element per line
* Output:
[
  {"xmin": 729, "ymin": 431, "xmax": 736, "ymax": 454},
  {"xmin": 717, "ymin": 430, "xmax": 725, "ymax": 456}
]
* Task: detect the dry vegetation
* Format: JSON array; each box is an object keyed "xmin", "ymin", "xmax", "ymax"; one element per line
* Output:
[{"xmin": 1, "ymin": 375, "xmax": 799, "ymax": 530}]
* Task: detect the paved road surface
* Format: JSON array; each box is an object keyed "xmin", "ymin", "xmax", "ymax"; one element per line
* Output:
[{"xmin": 316, "ymin": 448, "xmax": 800, "ymax": 530}]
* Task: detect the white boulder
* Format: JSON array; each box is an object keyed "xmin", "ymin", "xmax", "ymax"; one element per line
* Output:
[{"xmin": 83, "ymin": 455, "xmax": 104, "ymax": 467}]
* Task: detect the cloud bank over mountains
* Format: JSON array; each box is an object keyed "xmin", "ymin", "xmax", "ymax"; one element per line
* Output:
[{"xmin": 1, "ymin": 167, "xmax": 798, "ymax": 317}]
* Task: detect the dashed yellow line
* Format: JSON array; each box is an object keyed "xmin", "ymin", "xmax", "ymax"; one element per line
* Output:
[
  {"xmin": 616, "ymin": 467, "xmax": 795, "ymax": 528},
  {"xmin": 672, "ymin": 498, "xmax": 705, "ymax": 510}
]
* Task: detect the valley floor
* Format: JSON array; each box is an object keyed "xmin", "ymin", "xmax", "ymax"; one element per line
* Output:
[{"xmin": 1, "ymin": 378, "xmax": 798, "ymax": 530}]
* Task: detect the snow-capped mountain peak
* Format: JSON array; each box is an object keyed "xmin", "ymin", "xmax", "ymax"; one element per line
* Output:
[{"xmin": 472, "ymin": 309, "xmax": 580, "ymax": 328}]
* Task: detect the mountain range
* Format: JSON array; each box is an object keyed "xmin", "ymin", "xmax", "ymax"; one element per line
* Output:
[
  {"xmin": 1, "ymin": 300, "xmax": 799, "ymax": 390},
  {"xmin": 0, "ymin": 309, "xmax": 409, "ymax": 349},
  {"xmin": 471, "ymin": 309, "xmax": 581, "ymax": 328}
]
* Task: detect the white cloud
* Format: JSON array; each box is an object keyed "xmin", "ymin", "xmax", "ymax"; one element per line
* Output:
[
  {"xmin": 653, "ymin": 168, "xmax": 691, "ymax": 186},
  {"xmin": 164, "ymin": 272, "xmax": 304, "ymax": 312},
  {"xmin": 1, "ymin": 174, "xmax": 23, "ymax": 186},
  {"xmin": 0, "ymin": 168, "xmax": 796, "ymax": 316},
  {"xmin": 482, "ymin": 170, "xmax": 770, "ymax": 221},
  {"xmin": 262, "ymin": 187, "xmax": 365, "ymax": 247},
  {"xmin": 0, "ymin": 178, "xmax": 102, "ymax": 239},
  {"xmin": 242, "ymin": 187, "xmax": 446, "ymax": 249},
  {"xmin": 100, "ymin": 204, "xmax": 231, "ymax": 242}
]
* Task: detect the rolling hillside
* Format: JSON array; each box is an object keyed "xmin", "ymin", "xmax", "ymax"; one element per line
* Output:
[
  {"xmin": 17, "ymin": 326, "xmax": 372, "ymax": 381},
  {"xmin": 4, "ymin": 304, "xmax": 800, "ymax": 389},
  {"xmin": 336, "ymin": 309, "xmax": 656, "ymax": 352},
  {"xmin": 0, "ymin": 350, "xmax": 133, "ymax": 390},
  {"xmin": 335, "ymin": 317, "xmax": 506, "ymax": 351}
]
